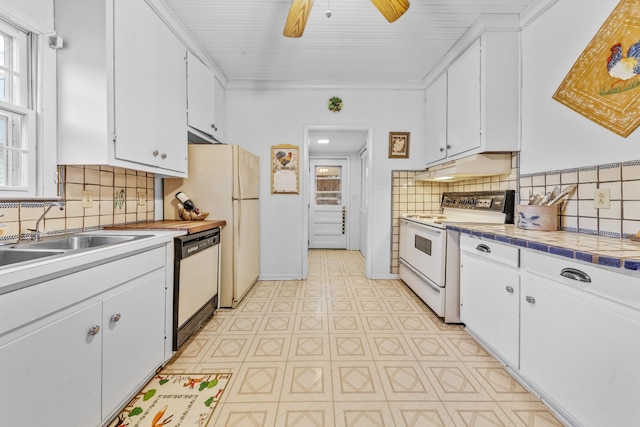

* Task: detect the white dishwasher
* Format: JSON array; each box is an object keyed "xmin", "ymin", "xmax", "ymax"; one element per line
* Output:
[{"xmin": 173, "ymin": 228, "xmax": 220, "ymax": 350}]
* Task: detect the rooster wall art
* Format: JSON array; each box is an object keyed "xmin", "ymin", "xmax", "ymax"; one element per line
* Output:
[
  {"xmin": 605, "ymin": 39, "xmax": 640, "ymax": 93},
  {"xmin": 553, "ymin": 0, "xmax": 640, "ymax": 137}
]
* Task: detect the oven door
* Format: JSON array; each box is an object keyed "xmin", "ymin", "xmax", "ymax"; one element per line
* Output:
[{"xmin": 400, "ymin": 219, "xmax": 446, "ymax": 287}]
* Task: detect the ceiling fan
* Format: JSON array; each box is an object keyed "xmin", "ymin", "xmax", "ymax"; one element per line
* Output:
[{"xmin": 283, "ymin": 0, "xmax": 410, "ymax": 38}]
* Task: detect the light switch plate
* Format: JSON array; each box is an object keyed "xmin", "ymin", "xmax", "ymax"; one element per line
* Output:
[
  {"xmin": 594, "ymin": 188, "xmax": 611, "ymax": 209},
  {"xmin": 82, "ymin": 190, "xmax": 94, "ymax": 208},
  {"xmin": 137, "ymin": 190, "xmax": 147, "ymax": 206}
]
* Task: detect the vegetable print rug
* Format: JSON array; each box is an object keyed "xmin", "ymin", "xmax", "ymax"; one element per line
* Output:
[{"xmin": 108, "ymin": 373, "xmax": 231, "ymax": 427}]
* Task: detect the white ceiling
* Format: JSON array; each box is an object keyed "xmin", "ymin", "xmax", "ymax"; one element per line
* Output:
[{"xmin": 163, "ymin": 0, "xmax": 541, "ymax": 86}]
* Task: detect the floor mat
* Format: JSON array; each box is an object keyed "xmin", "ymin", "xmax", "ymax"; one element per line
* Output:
[{"xmin": 108, "ymin": 373, "xmax": 231, "ymax": 427}]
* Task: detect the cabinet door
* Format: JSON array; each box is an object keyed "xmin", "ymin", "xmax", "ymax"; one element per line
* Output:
[
  {"xmin": 521, "ymin": 274, "xmax": 640, "ymax": 426},
  {"xmin": 213, "ymin": 77, "xmax": 225, "ymax": 141},
  {"xmin": 0, "ymin": 302, "xmax": 102, "ymax": 426},
  {"xmin": 425, "ymin": 72, "xmax": 447, "ymax": 164},
  {"xmin": 102, "ymin": 270, "xmax": 166, "ymax": 419},
  {"xmin": 187, "ymin": 51, "xmax": 216, "ymax": 136},
  {"xmin": 447, "ymin": 39, "xmax": 481, "ymax": 157},
  {"xmin": 460, "ymin": 253, "xmax": 519, "ymax": 367},
  {"xmin": 113, "ymin": 0, "xmax": 187, "ymax": 173}
]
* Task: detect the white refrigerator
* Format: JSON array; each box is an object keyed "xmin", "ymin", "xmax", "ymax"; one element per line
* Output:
[{"xmin": 164, "ymin": 144, "xmax": 260, "ymax": 308}]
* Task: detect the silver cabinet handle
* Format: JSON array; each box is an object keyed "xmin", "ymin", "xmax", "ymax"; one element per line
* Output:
[
  {"xmin": 475, "ymin": 244, "xmax": 491, "ymax": 253},
  {"xmin": 560, "ymin": 268, "xmax": 591, "ymax": 283},
  {"xmin": 111, "ymin": 313, "xmax": 122, "ymax": 323},
  {"xmin": 525, "ymin": 296, "xmax": 535, "ymax": 304},
  {"xmin": 505, "ymin": 286, "xmax": 514, "ymax": 293},
  {"xmin": 152, "ymin": 150, "xmax": 159, "ymax": 157},
  {"xmin": 88, "ymin": 325, "xmax": 101, "ymax": 336},
  {"xmin": 161, "ymin": 153, "xmax": 167, "ymax": 159}
]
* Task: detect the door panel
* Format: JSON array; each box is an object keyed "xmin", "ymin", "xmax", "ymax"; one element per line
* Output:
[
  {"xmin": 309, "ymin": 159, "xmax": 348, "ymax": 249},
  {"xmin": 234, "ymin": 198, "xmax": 260, "ymax": 305},
  {"xmin": 234, "ymin": 146, "xmax": 260, "ymax": 200}
]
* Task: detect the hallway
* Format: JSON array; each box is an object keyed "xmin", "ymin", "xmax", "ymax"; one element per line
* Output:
[{"xmin": 163, "ymin": 250, "xmax": 562, "ymax": 426}]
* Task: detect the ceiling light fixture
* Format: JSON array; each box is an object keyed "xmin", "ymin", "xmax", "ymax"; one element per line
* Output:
[{"xmin": 318, "ymin": 139, "xmax": 330, "ymax": 144}]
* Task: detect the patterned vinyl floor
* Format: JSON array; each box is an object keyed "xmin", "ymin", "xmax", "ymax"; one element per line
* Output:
[{"xmin": 162, "ymin": 249, "xmax": 563, "ymax": 427}]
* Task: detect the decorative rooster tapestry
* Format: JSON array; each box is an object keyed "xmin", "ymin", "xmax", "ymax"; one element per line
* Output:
[
  {"xmin": 271, "ymin": 144, "xmax": 299, "ymax": 194},
  {"xmin": 553, "ymin": 0, "xmax": 640, "ymax": 137}
]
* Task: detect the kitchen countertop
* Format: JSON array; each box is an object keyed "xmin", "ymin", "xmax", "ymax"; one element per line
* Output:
[
  {"xmin": 105, "ymin": 219, "xmax": 226, "ymax": 234},
  {"xmin": 0, "ymin": 229, "xmax": 184, "ymax": 295},
  {"xmin": 446, "ymin": 223, "xmax": 640, "ymax": 271}
]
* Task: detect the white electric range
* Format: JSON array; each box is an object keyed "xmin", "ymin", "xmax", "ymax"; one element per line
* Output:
[{"xmin": 399, "ymin": 190, "xmax": 515, "ymax": 323}]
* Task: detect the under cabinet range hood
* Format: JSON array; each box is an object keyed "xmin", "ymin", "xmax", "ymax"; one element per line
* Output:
[{"xmin": 415, "ymin": 153, "xmax": 512, "ymax": 182}]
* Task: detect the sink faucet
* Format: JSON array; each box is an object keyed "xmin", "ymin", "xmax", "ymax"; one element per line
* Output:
[{"xmin": 29, "ymin": 202, "xmax": 64, "ymax": 241}]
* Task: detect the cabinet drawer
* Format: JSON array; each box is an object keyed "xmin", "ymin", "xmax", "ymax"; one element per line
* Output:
[
  {"xmin": 522, "ymin": 250, "xmax": 640, "ymax": 311},
  {"xmin": 460, "ymin": 234, "xmax": 519, "ymax": 267}
]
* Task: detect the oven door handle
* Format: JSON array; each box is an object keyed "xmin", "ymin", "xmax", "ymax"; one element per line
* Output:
[{"xmin": 399, "ymin": 259, "xmax": 442, "ymax": 293}]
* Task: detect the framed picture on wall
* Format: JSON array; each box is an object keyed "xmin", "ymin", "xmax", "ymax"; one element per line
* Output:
[
  {"xmin": 553, "ymin": 0, "xmax": 640, "ymax": 137},
  {"xmin": 388, "ymin": 132, "xmax": 410, "ymax": 158},
  {"xmin": 271, "ymin": 144, "xmax": 299, "ymax": 194}
]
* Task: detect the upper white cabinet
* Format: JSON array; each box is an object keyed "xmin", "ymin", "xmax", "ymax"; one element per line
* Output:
[
  {"xmin": 187, "ymin": 52, "xmax": 225, "ymax": 142},
  {"xmin": 425, "ymin": 31, "xmax": 519, "ymax": 166},
  {"xmin": 424, "ymin": 72, "xmax": 448, "ymax": 165},
  {"xmin": 55, "ymin": 0, "xmax": 188, "ymax": 176}
]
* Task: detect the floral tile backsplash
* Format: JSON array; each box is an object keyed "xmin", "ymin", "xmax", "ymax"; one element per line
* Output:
[{"xmin": 0, "ymin": 166, "xmax": 154, "ymax": 242}]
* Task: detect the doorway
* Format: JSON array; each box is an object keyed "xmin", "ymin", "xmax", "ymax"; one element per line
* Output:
[
  {"xmin": 303, "ymin": 127, "xmax": 372, "ymax": 278},
  {"xmin": 309, "ymin": 158, "xmax": 349, "ymax": 249}
]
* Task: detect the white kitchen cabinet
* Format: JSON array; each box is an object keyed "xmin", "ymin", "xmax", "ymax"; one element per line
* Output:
[
  {"xmin": 0, "ymin": 247, "xmax": 166, "ymax": 426},
  {"xmin": 55, "ymin": 0, "xmax": 187, "ymax": 176},
  {"xmin": 187, "ymin": 51, "xmax": 225, "ymax": 142},
  {"xmin": 424, "ymin": 72, "xmax": 448, "ymax": 164},
  {"xmin": 459, "ymin": 235, "xmax": 520, "ymax": 368},
  {"xmin": 213, "ymin": 78, "xmax": 226, "ymax": 142},
  {"xmin": 102, "ymin": 270, "xmax": 166, "ymax": 419},
  {"xmin": 0, "ymin": 302, "xmax": 103, "ymax": 426},
  {"xmin": 520, "ymin": 250, "xmax": 640, "ymax": 426},
  {"xmin": 427, "ymin": 31, "xmax": 519, "ymax": 166}
]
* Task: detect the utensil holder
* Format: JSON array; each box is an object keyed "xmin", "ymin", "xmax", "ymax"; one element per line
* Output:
[{"xmin": 515, "ymin": 205, "xmax": 560, "ymax": 231}]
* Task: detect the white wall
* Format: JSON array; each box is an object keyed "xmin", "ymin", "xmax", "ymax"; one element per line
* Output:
[
  {"xmin": 521, "ymin": 0, "xmax": 640, "ymax": 174},
  {"xmin": 226, "ymin": 88, "xmax": 425, "ymax": 279}
]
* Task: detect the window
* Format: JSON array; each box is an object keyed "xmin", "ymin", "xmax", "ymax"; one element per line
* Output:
[{"xmin": 0, "ymin": 19, "xmax": 37, "ymax": 195}]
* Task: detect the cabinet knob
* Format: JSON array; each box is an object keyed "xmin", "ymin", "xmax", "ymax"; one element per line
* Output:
[
  {"xmin": 88, "ymin": 325, "xmax": 101, "ymax": 336},
  {"xmin": 439, "ymin": 147, "xmax": 445, "ymax": 152},
  {"xmin": 161, "ymin": 153, "xmax": 167, "ymax": 160},
  {"xmin": 446, "ymin": 145, "xmax": 452, "ymax": 149},
  {"xmin": 211, "ymin": 124, "xmax": 217, "ymax": 131},
  {"xmin": 111, "ymin": 313, "xmax": 122, "ymax": 323},
  {"xmin": 505, "ymin": 286, "xmax": 514, "ymax": 293},
  {"xmin": 152, "ymin": 150, "xmax": 159, "ymax": 157},
  {"xmin": 525, "ymin": 296, "xmax": 536, "ymax": 304}
]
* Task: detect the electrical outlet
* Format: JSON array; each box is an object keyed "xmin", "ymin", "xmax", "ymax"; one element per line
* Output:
[
  {"xmin": 137, "ymin": 190, "xmax": 147, "ymax": 206},
  {"xmin": 82, "ymin": 190, "xmax": 94, "ymax": 208},
  {"xmin": 594, "ymin": 188, "xmax": 611, "ymax": 209}
]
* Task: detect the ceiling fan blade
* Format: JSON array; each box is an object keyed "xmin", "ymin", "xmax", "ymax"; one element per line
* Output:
[
  {"xmin": 370, "ymin": 0, "xmax": 410, "ymax": 23},
  {"xmin": 283, "ymin": 0, "xmax": 314, "ymax": 38}
]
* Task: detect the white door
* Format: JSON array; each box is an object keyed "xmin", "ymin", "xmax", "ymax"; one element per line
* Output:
[{"xmin": 309, "ymin": 159, "xmax": 348, "ymax": 248}]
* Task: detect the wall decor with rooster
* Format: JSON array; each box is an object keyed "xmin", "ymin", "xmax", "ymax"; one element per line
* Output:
[
  {"xmin": 271, "ymin": 144, "xmax": 299, "ymax": 194},
  {"xmin": 553, "ymin": 0, "xmax": 640, "ymax": 137}
]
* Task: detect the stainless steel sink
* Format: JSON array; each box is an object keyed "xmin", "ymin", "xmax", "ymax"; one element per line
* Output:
[
  {"xmin": 0, "ymin": 249, "xmax": 66, "ymax": 267},
  {"xmin": 20, "ymin": 234, "xmax": 151, "ymax": 250}
]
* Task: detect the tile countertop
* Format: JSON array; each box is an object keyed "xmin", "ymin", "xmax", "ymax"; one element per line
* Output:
[{"xmin": 446, "ymin": 223, "xmax": 640, "ymax": 272}]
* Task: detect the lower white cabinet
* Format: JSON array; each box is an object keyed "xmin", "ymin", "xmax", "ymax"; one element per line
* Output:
[
  {"xmin": 520, "ymin": 251, "xmax": 640, "ymax": 426},
  {"xmin": 0, "ymin": 301, "xmax": 103, "ymax": 426},
  {"xmin": 459, "ymin": 235, "xmax": 520, "ymax": 368},
  {"xmin": 0, "ymin": 248, "xmax": 167, "ymax": 426}
]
